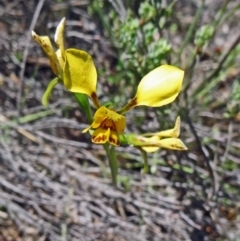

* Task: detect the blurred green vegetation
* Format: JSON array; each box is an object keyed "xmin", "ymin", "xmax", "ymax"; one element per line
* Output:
[
  {"xmin": 86, "ymin": 0, "xmax": 240, "ymax": 211},
  {"xmin": 89, "ymin": 0, "xmax": 240, "ymax": 122}
]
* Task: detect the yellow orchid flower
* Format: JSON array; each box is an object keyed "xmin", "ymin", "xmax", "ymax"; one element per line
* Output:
[
  {"xmin": 127, "ymin": 117, "xmax": 187, "ymax": 152},
  {"xmin": 33, "ymin": 18, "xmax": 185, "ymax": 147},
  {"xmin": 65, "ymin": 61, "xmax": 184, "ymax": 146}
]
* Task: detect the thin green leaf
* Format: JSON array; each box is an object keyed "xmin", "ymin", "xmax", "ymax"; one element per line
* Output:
[{"xmin": 42, "ymin": 77, "xmax": 61, "ymax": 107}]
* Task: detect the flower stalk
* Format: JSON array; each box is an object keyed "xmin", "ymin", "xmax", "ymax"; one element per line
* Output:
[
  {"xmin": 103, "ymin": 143, "xmax": 118, "ymax": 186},
  {"xmin": 74, "ymin": 93, "xmax": 93, "ymax": 123},
  {"xmin": 140, "ymin": 148, "xmax": 149, "ymax": 174}
]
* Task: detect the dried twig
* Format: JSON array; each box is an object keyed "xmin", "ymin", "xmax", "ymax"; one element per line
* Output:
[{"xmin": 17, "ymin": 0, "xmax": 45, "ymax": 119}]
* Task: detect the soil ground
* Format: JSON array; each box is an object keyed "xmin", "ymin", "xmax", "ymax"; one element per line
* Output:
[{"xmin": 0, "ymin": 1, "xmax": 240, "ymax": 241}]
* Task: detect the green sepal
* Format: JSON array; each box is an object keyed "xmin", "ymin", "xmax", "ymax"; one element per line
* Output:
[
  {"xmin": 74, "ymin": 93, "xmax": 93, "ymax": 123},
  {"xmin": 119, "ymin": 133, "xmax": 143, "ymax": 146},
  {"xmin": 42, "ymin": 77, "xmax": 61, "ymax": 107},
  {"xmin": 119, "ymin": 133, "xmax": 153, "ymax": 147}
]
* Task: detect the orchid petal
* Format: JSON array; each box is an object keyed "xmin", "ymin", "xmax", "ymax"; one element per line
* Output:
[
  {"xmin": 122, "ymin": 65, "xmax": 184, "ymax": 112},
  {"xmin": 63, "ymin": 48, "xmax": 99, "ymax": 107}
]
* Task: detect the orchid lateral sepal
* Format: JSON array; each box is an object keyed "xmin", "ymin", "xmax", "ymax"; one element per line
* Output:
[
  {"xmin": 128, "ymin": 135, "xmax": 187, "ymax": 151},
  {"xmin": 31, "ymin": 31, "xmax": 62, "ymax": 78},
  {"xmin": 124, "ymin": 117, "xmax": 187, "ymax": 152}
]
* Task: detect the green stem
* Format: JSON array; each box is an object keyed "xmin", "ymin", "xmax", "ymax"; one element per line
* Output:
[
  {"xmin": 74, "ymin": 93, "xmax": 93, "ymax": 123},
  {"xmin": 140, "ymin": 148, "xmax": 149, "ymax": 174},
  {"xmin": 103, "ymin": 143, "xmax": 118, "ymax": 186},
  {"xmin": 74, "ymin": 91, "xmax": 118, "ymax": 186}
]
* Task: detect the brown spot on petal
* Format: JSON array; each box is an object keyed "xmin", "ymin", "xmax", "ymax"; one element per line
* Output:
[
  {"xmin": 109, "ymin": 137, "xmax": 120, "ymax": 146},
  {"xmin": 101, "ymin": 119, "xmax": 115, "ymax": 130},
  {"xmin": 92, "ymin": 134, "xmax": 107, "ymax": 143}
]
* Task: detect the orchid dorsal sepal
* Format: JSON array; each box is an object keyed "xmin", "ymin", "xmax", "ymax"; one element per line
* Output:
[
  {"xmin": 119, "ymin": 65, "xmax": 184, "ymax": 114},
  {"xmin": 42, "ymin": 77, "xmax": 61, "ymax": 107},
  {"xmin": 63, "ymin": 48, "xmax": 100, "ymax": 108}
]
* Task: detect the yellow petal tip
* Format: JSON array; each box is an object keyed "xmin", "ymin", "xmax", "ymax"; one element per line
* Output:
[
  {"xmin": 31, "ymin": 31, "xmax": 38, "ymax": 40},
  {"xmin": 174, "ymin": 116, "xmax": 181, "ymax": 137},
  {"xmin": 54, "ymin": 17, "xmax": 66, "ymax": 43},
  {"xmin": 82, "ymin": 126, "xmax": 91, "ymax": 133},
  {"xmin": 159, "ymin": 138, "xmax": 188, "ymax": 151}
]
